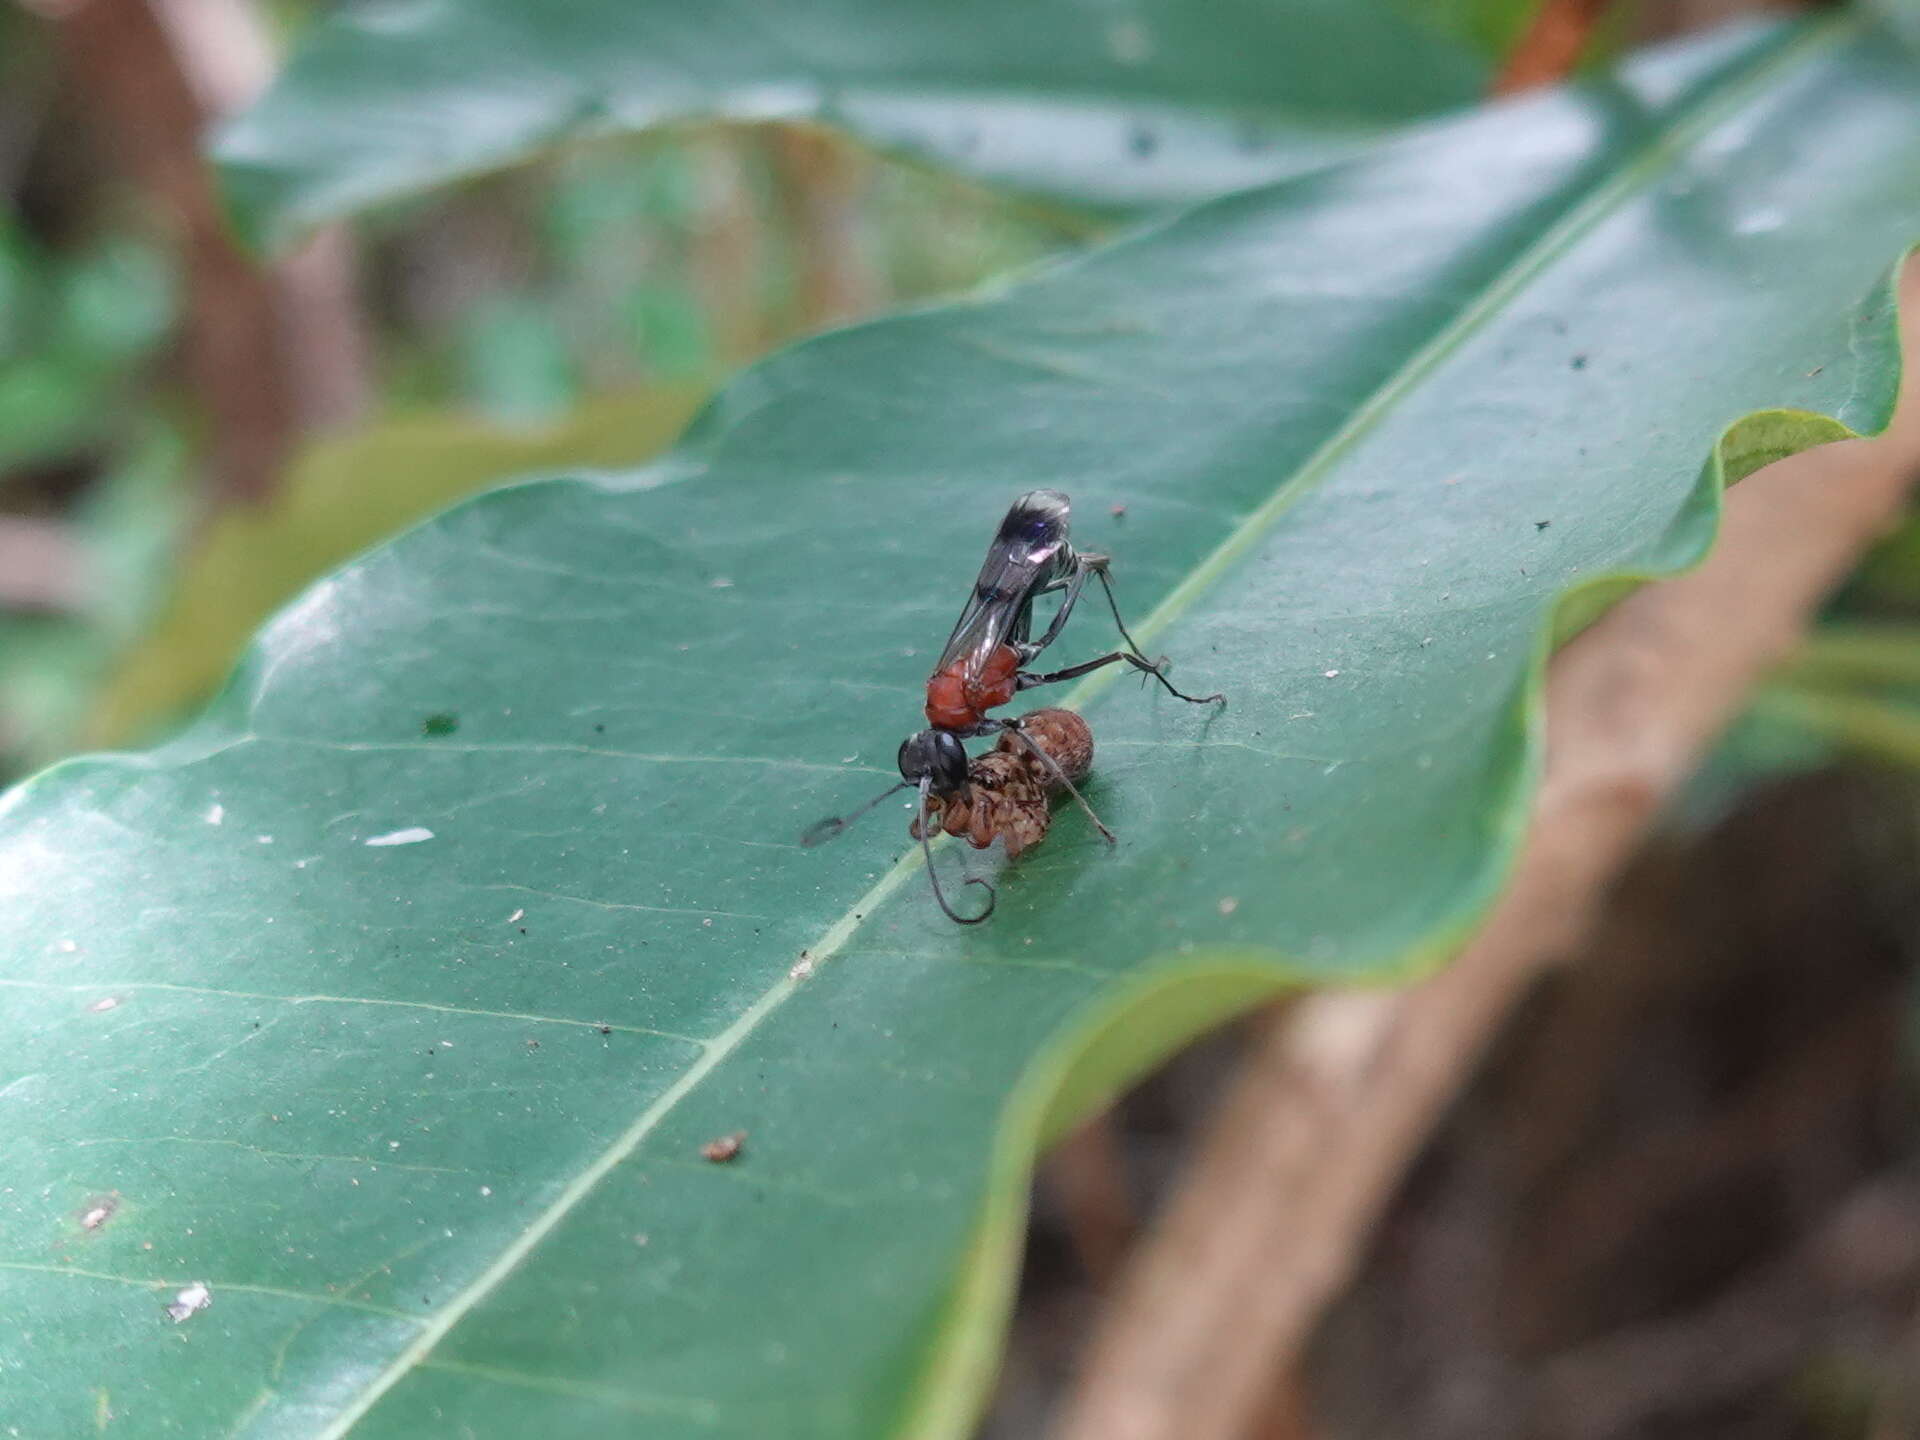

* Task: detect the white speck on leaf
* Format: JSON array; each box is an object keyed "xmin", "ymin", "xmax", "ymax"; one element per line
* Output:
[
  {"xmin": 56, "ymin": 939, "xmax": 77, "ymax": 954},
  {"xmin": 1323, "ymin": 670, "xmax": 1340, "ymax": 678},
  {"xmin": 165, "ymin": 1281, "xmax": 211, "ymax": 1323},
  {"xmin": 78, "ymin": 1195, "xmax": 117, "ymax": 1230},
  {"xmin": 87, "ymin": 996, "xmax": 119, "ymax": 1014},
  {"xmin": 506, "ymin": 909, "xmax": 524, "ymax": 924},
  {"xmin": 710, "ymin": 576, "xmax": 734, "ymax": 588},
  {"xmin": 1218, "ymin": 897, "xmax": 1239, "ymax": 916},
  {"xmin": 365, "ymin": 827, "xmax": 434, "ymax": 847},
  {"xmin": 204, "ymin": 803, "xmax": 224, "ymax": 826}
]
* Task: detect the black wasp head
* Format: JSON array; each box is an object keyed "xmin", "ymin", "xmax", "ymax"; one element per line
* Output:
[{"xmin": 897, "ymin": 729, "xmax": 968, "ymax": 797}]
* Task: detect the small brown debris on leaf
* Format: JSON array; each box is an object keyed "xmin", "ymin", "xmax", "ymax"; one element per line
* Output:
[
  {"xmin": 701, "ymin": 1131, "xmax": 747, "ymax": 1163},
  {"xmin": 1110, "ymin": 504, "xmax": 1127, "ymax": 520}
]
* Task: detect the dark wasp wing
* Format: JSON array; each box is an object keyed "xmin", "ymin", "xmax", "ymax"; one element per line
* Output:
[{"xmin": 933, "ymin": 490, "xmax": 1073, "ymax": 684}]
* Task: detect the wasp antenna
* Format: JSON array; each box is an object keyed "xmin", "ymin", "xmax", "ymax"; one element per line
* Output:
[
  {"xmin": 917, "ymin": 781, "xmax": 995, "ymax": 924},
  {"xmin": 800, "ymin": 780, "xmax": 909, "ymax": 847}
]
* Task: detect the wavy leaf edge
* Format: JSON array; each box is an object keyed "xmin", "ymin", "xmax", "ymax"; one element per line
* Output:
[
  {"xmin": 0, "ymin": 189, "xmax": 1910, "ymax": 1440},
  {"xmin": 890, "ymin": 253, "xmax": 1913, "ymax": 1440}
]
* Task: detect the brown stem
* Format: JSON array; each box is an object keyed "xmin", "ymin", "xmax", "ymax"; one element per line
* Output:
[
  {"xmin": 148, "ymin": 0, "xmax": 374, "ymax": 432},
  {"xmin": 1043, "ymin": 1111, "xmax": 1138, "ymax": 1287},
  {"xmin": 1490, "ymin": 0, "xmax": 1616, "ymax": 97},
  {"xmin": 47, "ymin": 0, "xmax": 293, "ymax": 503},
  {"xmin": 1052, "ymin": 262, "xmax": 1920, "ymax": 1440},
  {"xmin": 39, "ymin": 0, "xmax": 371, "ymax": 503}
]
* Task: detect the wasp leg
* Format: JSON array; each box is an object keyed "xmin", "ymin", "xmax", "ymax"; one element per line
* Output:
[
  {"xmin": 1024, "ymin": 559, "xmax": 1225, "ymax": 705},
  {"xmin": 1020, "ymin": 557, "xmax": 1097, "ymax": 660},
  {"xmin": 1089, "ymin": 566, "xmax": 1226, "ymax": 705},
  {"xmin": 996, "ymin": 719, "xmax": 1117, "ymax": 846},
  {"xmin": 1014, "ymin": 648, "xmax": 1223, "ymax": 706}
]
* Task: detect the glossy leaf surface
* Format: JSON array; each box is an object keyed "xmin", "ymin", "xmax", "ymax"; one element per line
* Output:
[
  {"xmin": 84, "ymin": 385, "xmax": 708, "ymax": 751},
  {"xmin": 5, "ymin": 17, "xmax": 1918, "ymax": 1439},
  {"xmin": 213, "ymin": 0, "xmax": 1500, "ymax": 249}
]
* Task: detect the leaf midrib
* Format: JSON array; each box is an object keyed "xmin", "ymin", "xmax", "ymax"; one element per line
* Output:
[{"xmin": 315, "ymin": 15, "xmax": 1853, "ymax": 1435}]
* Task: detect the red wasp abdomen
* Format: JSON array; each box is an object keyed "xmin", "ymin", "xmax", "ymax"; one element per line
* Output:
[{"xmin": 925, "ymin": 643, "xmax": 1021, "ymax": 730}]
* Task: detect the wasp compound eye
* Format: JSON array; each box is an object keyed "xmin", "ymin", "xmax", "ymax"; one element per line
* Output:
[{"xmin": 897, "ymin": 730, "xmax": 968, "ymax": 795}]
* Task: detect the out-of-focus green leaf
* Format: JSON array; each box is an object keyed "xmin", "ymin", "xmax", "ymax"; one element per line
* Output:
[
  {"xmin": 1729, "ymin": 625, "xmax": 1920, "ymax": 781},
  {"xmin": 54, "ymin": 238, "xmax": 174, "ymax": 365},
  {"xmin": 5, "ymin": 16, "xmax": 1918, "ymax": 1439},
  {"xmin": 623, "ymin": 287, "xmax": 714, "ymax": 380},
  {"xmin": 85, "ymin": 384, "xmax": 708, "ymax": 750},
  {"xmin": 214, "ymin": 0, "xmax": 1506, "ymax": 249},
  {"xmin": 0, "ymin": 218, "xmax": 176, "ymax": 472},
  {"xmin": 456, "ymin": 295, "xmax": 585, "ymax": 427}
]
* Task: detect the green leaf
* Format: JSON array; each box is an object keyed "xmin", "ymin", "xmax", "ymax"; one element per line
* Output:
[
  {"xmin": 6, "ymin": 15, "xmax": 1918, "ymax": 1438},
  {"xmin": 213, "ymin": 0, "xmax": 1500, "ymax": 250},
  {"xmin": 0, "ymin": 215, "xmax": 177, "ymax": 474},
  {"xmin": 1709, "ymin": 623, "xmax": 1920, "ymax": 787},
  {"xmin": 84, "ymin": 385, "xmax": 710, "ymax": 753}
]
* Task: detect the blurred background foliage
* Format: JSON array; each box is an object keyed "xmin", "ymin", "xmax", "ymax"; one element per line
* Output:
[
  {"xmin": 0, "ymin": 0, "xmax": 1089, "ymax": 772},
  {"xmin": 0, "ymin": 0, "xmax": 1634, "ymax": 775},
  {"xmin": 3, "ymin": 0, "xmax": 1901, "ymax": 794},
  {"xmin": 8, "ymin": 2, "xmax": 1920, "ymax": 1436},
  {"xmin": 0, "ymin": 0, "xmax": 1910, "ymax": 797},
  {"xmin": 0, "ymin": 0, "xmax": 1913, "ymax": 790}
]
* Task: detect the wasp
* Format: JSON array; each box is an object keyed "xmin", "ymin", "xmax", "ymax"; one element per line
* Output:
[{"xmin": 804, "ymin": 490, "xmax": 1221, "ymax": 922}]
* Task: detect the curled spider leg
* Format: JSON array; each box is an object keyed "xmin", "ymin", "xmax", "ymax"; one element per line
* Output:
[
  {"xmin": 997, "ymin": 719, "xmax": 1117, "ymax": 846},
  {"xmin": 916, "ymin": 779, "xmax": 994, "ymax": 923}
]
